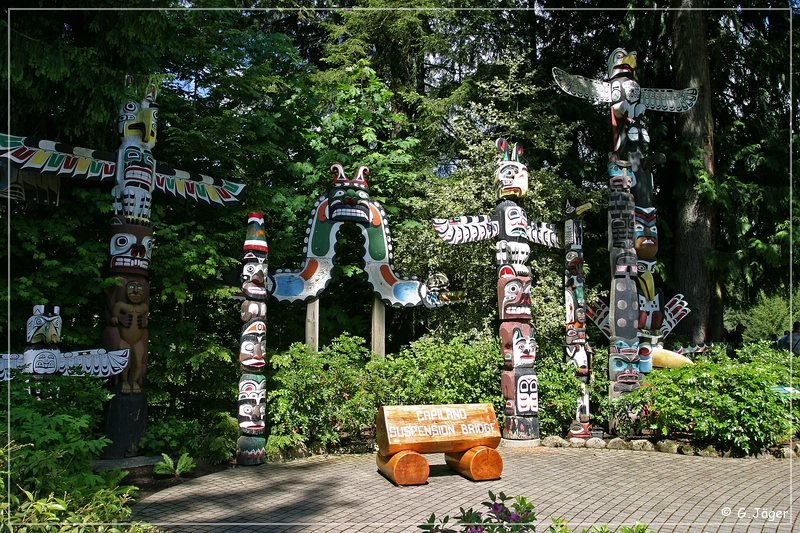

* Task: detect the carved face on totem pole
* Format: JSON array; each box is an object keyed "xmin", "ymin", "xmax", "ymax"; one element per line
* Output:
[
  {"xmin": 242, "ymin": 212, "xmax": 269, "ymax": 301},
  {"xmin": 125, "ymin": 279, "xmax": 147, "ymax": 304},
  {"xmin": 239, "ymin": 318, "xmax": 267, "ymax": 372},
  {"xmin": 566, "ymin": 343, "xmax": 590, "ymax": 376},
  {"xmin": 237, "ymin": 373, "xmax": 266, "ymax": 435},
  {"xmin": 118, "ymin": 83, "xmax": 159, "ymax": 149},
  {"xmin": 497, "ymin": 202, "xmax": 528, "ymax": 241},
  {"xmin": 327, "ymin": 163, "xmax": 371, "ymax": 224},
  {"xmin": 26, "ymin": 305, "xmax": 62, "ymax": 345},
  {"xmin": 607, "ymin": 48, "xmax": 637, "ymax": 81},
  {"xmin": 495, "ymin": 138, "xmax": 528, "ymax": 200},
  {"xmin": 115, "ymin": 82, "xmax": 159, "ymax": 224},
  {"xmin": 609, "ymin": 339, "xmax": 641, "ymax": 384},
  {"xmin": 502, "ymin": 369, "xmax": 538, "ymax": 416},
  {"xmin": 109, "ymin": 219, "xmax": 154, "ymax": 274},
  {"xmin": 498, "ymin": 276, "xmax": 532, "ymax": 321},
  {"xmin": 117, "ymin": 146, "xmax": 155, "ymax": 224},
  {"xmin": 634, "ymin": 206, "xmax": 658, "ymax": 260},
  {"xmin": 500, "ymin": 323, "xmax": 536, "ymax": 369},
  {"xmin": 565, "ymin": 287, "xmax": 587, "ymax": 334}
]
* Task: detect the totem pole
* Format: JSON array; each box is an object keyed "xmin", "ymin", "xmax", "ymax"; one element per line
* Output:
[
  {"xmin": 553, "ymin": 48, "xmax": 696, "ymax": 403},
  {"xmin": 563, "ymin": 201, "xmax": 595, "ymax": 438},
  {"xmin": 2, "ymin": 77, "xmax": 245, "ymax": 457},
  {"xmin": 433, "ymin": 139, "xmax": 561, "ymax": 439},
  {"xmin": 236, "ymin": 212, "xmax": 269, "ymax": 465},
  {"xmin": 1, "ymin": 305, "xmax": 129, "ymax": 380},
  {"xmin": 267, "ymin": 163, "xmax": 459, "ymax": 353}
]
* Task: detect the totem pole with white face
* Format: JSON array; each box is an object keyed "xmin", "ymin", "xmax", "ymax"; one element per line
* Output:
[
  {"xmin": 553, "ymin": 48, "xmax": 696, "ymax": 402},
  {"xmin": 236, "ymin": 212, "xmax": 269, "ymax": 466},
  {"xmin": 433, "ymin": 139, "xmax": 562, "ymax": 440},
  {"xmin": 103, "ymin": 81, "xmax": 158, "ymax": 395}
]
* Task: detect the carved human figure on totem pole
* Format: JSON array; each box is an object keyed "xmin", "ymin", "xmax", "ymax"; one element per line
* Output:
[
  {"xmin": 2, "ymin": 77, "xmax": 247, "ymax": 458},
  {"xmin": 267, "ymin": 164, "xmax": 458, "ymax": 309},
  {"xmin": 433, "ymin": 139, "xmax": 561, "ymax": 440},
  {"xmin": 235, "ymin": 212, "xmax": 269, "ymax": 466},
  {"xmin": 553, "ymin": 48, "xmax": 697, "ymax": 403},
  {"xmin": 105, "ymin": 277, "xmax": 149, "ymax": 393}
]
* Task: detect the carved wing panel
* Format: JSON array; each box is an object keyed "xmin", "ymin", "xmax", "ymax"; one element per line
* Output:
[
  {"xmin": 154, "ymin": 164, "xmax": 245, "ymax": 205},
  {"xmin": 641, "ymin": 87, "xmax": 698, "ymax": 112},
  {"xmin": 586, "ymin": 299, "xmax": 612, "ymax": 340},
  {"xmin": 1, "ymin": 134, "xmax": 116, "ymax": 182},
  {"xmin": 551, "ymin": 68, "xmax": 612, "ymax": 104},
  {"xmin": 432, "ymin": 215, "xmax": 499, "ymax": 244},
  {"xmin": 60, "ymin": 348, "xmax": 130, "ymax": 377},
  {"xmin": 527, "ymin": 220, "xmax": 561, "ymax": 249},
  {"xmin": 1, "ymin": 134, "xmax": 246, "ymax": 205}
]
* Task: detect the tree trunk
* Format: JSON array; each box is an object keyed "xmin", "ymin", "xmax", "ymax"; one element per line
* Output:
[{"xmin": 670, "ymin": 0, "xmax": 719, "ymax": 343}]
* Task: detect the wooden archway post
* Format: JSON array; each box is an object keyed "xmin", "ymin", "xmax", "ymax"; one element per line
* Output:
[
  {"xmin": 371, "ymin": 297, "xmax": 386, "ymax": 359},
  {"xmin": 305, "ymin": 299, "xmax": 320, "ymax": 352}
]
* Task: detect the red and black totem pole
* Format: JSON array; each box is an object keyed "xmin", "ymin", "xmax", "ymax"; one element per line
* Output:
[{"xmin": 433, "ymin": 139, "xmax": 561, "ymax": 440}]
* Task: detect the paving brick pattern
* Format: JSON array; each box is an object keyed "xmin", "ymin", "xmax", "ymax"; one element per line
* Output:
[{"xmin": 132, "ymin": 446, "xmax": 798, "ymax": 532}]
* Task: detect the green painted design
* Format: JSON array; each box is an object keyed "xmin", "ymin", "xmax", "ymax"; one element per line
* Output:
[
  {"xmin": 223, "ymin": 181, "xmax": 243, "ymax": 193},
  {"xmin": 0, "ymin": 134, "xmax": 24, "ymax": 150},
  {"xmin": 366, "ymin": 225, "xmax": 387, "ymax": 261},
  {"xmin": 45, "ymin": 153, "xmax": 65, "ymax": 171},
  {"xmin": 311, "ymin": 219, "xmax": 335, "ymax": 256},
  {"xmin": 89, "ymin": 160, "xmax": 103, "ymax": 175},
  {"xmin": 196, "ymin": 185, "xmax": 208, "ymax": 198}
]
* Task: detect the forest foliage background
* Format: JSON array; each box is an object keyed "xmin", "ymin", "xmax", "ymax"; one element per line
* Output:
[{"xmin": 2, "ymin": 2, "xmax": 795, "ymax": 422}]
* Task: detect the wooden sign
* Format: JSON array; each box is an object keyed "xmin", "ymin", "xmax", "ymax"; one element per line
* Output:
[{"xmin": 376, "ymin": 403, "xmax": 501, "ymax": 456}]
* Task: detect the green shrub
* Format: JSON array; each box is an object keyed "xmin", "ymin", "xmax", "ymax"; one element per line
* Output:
[
  {"xmin": 266, "ymin": 333, "xmax": 375, "ymax": 455},
  {"xmin": 371, "ymin": 329, "xmax": 501, "ymax": 408},
  {"xmin": 0, "ymin": 374, "xmax": 128, "ymax": 502},
  {"xmin": 1, "ymin": 485, "xmax": 156, "ymax": 532},
  {"xmin": 725, "ymin": 288, "xmax": 800, "ymax": 342},
  {"xmin": 140, "ymin": 411, "xmax": 238, "ymax": 465},
  {"xmin": 615, "ymin": 344, "xmax": 796, "ymax": 455},
  {"xmin": 535, "ymin": 353, "xmax": 586, "ymax": 436}
]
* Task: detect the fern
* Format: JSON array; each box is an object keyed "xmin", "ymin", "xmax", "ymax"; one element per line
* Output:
[{"xmin": 153, "ymin": 453, "xmax": 196, "ymax": 478}]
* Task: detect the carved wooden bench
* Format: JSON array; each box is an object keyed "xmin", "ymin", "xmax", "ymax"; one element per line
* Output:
[{"xmin": 375, "ymin": 403, "xmax": 503, "ymax": 485}]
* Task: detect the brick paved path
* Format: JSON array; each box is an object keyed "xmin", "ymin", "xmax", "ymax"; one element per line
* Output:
[{"xmin": 133, "ymin": 446, "xmax": 797, "ymax": 532}]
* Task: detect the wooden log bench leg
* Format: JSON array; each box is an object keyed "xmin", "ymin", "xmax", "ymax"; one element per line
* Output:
[
  {"xmin": 376, "ymin": 450, "xmax": 430, "ymax": 486},
  {"xmin": 445, "ymin": 445, "xmax": 503, "ymax": 481}
]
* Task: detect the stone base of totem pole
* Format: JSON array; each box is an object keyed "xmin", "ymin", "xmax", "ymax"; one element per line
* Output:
[
  {"xmin": 502, "ymin": 415, "xmax": 539, "ymax": 440},
  {"xmin": 236, "ymin": 436, "xmax": 266, "ymax": 466},
  {"xmin": 101, "ymin": 389, "xmax": 147, "ymax": 459},
  {"xmin": 377, "ymin": 446, "xmax": 502, "ymax": 486}
]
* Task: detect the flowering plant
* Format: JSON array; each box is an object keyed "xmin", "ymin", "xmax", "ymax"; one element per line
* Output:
[{"xmin": 419, "ymin": 490, "xmax": 536, "ymax": 532}]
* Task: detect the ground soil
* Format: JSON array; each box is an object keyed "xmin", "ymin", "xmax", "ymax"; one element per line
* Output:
[{"xmin": 125, "ymin": 461, "xmax": 232, "ymax": 501}]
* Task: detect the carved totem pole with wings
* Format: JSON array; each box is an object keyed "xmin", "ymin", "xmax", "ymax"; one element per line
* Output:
[
  {"xmin": 553, "ymin": 48, "xmax": 695, "ymax": 403},
  {"xmin": 2, "ymin": 77, "xmax": 246, "ymax": 457},
  {"xmin": 433, "ymin": 139, "xmax": 562, "ymax": 440}
]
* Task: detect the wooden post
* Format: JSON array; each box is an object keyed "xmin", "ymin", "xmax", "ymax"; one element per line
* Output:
[
  {"xmin": 305, "ymin": 299, "xmax": 319, "ymax": 352},
  {"xmin": 371, "ymin": 296, "xmax": 385, "ymax": 358}
]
